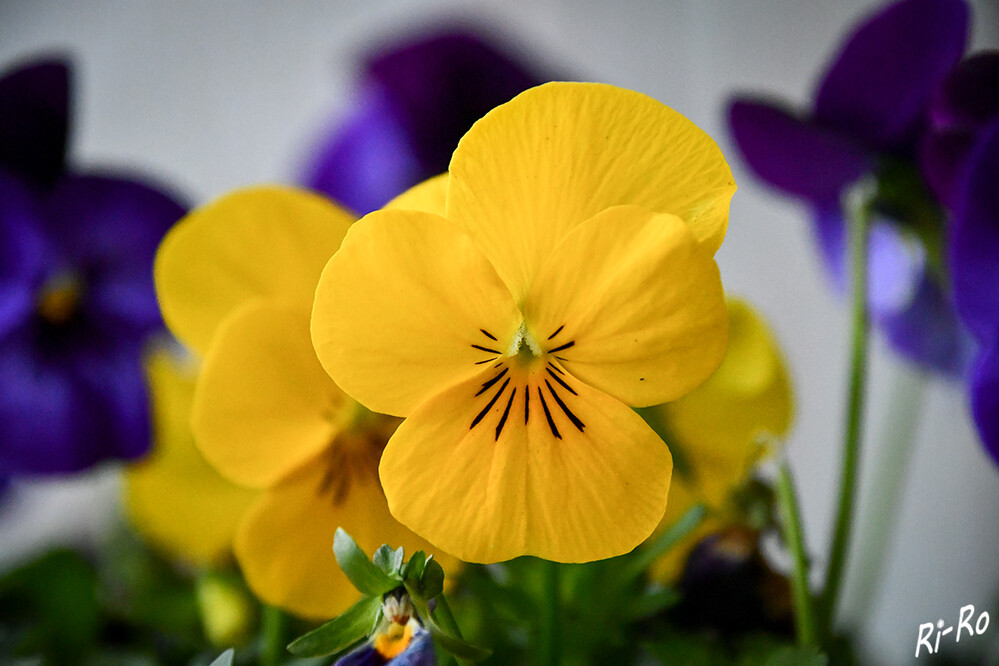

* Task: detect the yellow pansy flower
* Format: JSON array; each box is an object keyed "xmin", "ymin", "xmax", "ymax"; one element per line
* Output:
[
  {"xmin": 154, "ymin": 187, "xmax": 456, "ymax": 619},
  {"xmin": 124, "ymin": 345, "xmax": 259, "ymax": 568},
  {"xmin": 311, "ymin": 82, "xmax": 736, "ymax": 564},
  {"xmin": 648, "ymin": 298, "xmax": 794, "ymax": 581}
]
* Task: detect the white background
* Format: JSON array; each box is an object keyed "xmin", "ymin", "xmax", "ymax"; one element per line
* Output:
[{"xmin": 1, "ymin": 1, "xmax": 998, "ymax": 663}]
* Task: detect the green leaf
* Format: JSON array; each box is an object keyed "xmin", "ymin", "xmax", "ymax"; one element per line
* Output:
[
  {"xmin": 764, "ymin": 646, "xmax": 828, "ymax": 666},
  {"xmin": 404, "ymin": 551, "xmax": 427, "ymax": 582},
  {"xmin": 428, "ymin": 625, "xmax": 492, "ymax": 662},
  {"xmin": 208, "ymin": 648, "xmax": 235, "ymax": 666},
  {"xmin": 420, "ymin": 558, "xmax": 445, "ymax": 600},
  {"xmin": 333, "ymin": 529, "xmax": 400, "ymax": 596},
  {"xmin": 286, "ymin": 595, "xmax": 382, "ymax": 658},
  {"xmin": 373, "ymin": 545, "xmax": 396, "ymax": 575}
]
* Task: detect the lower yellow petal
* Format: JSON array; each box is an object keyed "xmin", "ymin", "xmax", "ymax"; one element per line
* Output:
[
  {"xmin": 124, "ymin": 346, "xmax": 259, "ymax": 567},
  {"xmin": 524, "ymin": 205, "xmax": 728, "ymax": 407},
  {"xmin": 312, "ymin": 210, "xmax": 521, "ymax": 417},
  {"xmin": 193, "ymin": 301, "xmax": 351, "ymax": 489},
  {"xmin": 234, "ymin": 453, "xmax": 457, "ymax": 619},
  {"xmin": 379, "ymin": 370, "xmax": 672, "ymax": 563},
  {"xmin": 155, "ymin": 186, "xmax": 352, "ymax": 356}
]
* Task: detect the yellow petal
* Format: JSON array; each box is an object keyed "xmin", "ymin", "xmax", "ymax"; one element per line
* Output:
[
  {"xmin": 155, "ymin": 186, "xmax": 353, "ymax": 356},
  {"xmin": 379, "ymin": 368, "xmax": 672, "ymax": 563},
  {"xmin": 659, "ymin": 298, "xmax": 794, "ymax": 505},
  {"xmin": 447, "ymin": 82, "xmax": 735, "ymax": 300},
  {"xmin": 124, "ymin": 345, "xmax": 259, "ymax": 567},
  {"xmin": 312, "ymin": 210, "xmax": 521, "ymax": 417},
  {"xmin": 235, "ymin": 454, "xmax": 457, "ymax": 619},
  {"xmin": 193, "ymin": 301, "xmax": 352, "ymax": 489},
  {"xmin": 385, "ymin": 173, "xmax": 448, "ymax": 215},
  {"xmin": 523, "ymin": 205, "xmax": 728, "ymax": 407}
]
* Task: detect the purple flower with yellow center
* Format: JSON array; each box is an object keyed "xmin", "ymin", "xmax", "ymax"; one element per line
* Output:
[
  {"xmin": 950, "ymin": 119, "xmax": 999, "ymax": 465},
  {"xmin": 0, "ymin": 57, "xmax": 186, "ymax": 474},
  {"xmin": 302, "ymin": 30, "xmax": 547, "ymax": 215},
  {"xmin": 335, "ymin": 592, "xmax": 435, "ymax": 666},
  {"xmin": 729, "ymin": 0, "xmax": 970, "ymax": 374}
]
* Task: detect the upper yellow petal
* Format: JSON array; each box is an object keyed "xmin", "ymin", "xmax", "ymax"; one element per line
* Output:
[
  {"xmin": 523, "ymin": 205, "xmax": 728, "ymax": 407},
  {"xmin": 379, "ymin": 367, "xmax": 672, "ymax": 563},
  {"xmin": 155, "ymin": 186, "xmax": 353, "ymax": 356},
  {"xmin": 192, "ymin": 301, "xmax": 352, "ymax": 489},
  {"xmin": 384, "ymin": 173, "xmax": 448, "ymax": 216},
  {"xmin": 447, "ymin": 82, "xmax": 735, "ymax": 301},
  {"xmin": 312, "ymin": 209, "xmax": 522, "ymax": 417},
  {"xmin": 235, "ymin": 453, "xmax": 458, "ymax": 619},
  {"xmin": 124, "ymin": 345, "xmax": 259, "ymax": 567}
]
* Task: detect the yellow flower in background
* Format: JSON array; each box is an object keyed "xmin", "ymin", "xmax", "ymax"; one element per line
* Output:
[
  {"xmin": 124, "ymin": 345, "xmax": 258, "ymax": 568},
  {"xmin": 312, "ymin": 82, "xmax": 736, "ymax": 564},
  {"xmin": 647, "ymin": 298, "xmax": 794, "ymax": 581},
  {"xmin": 154, "ymin": 187, "xmax": 456, "ymax": 619}
]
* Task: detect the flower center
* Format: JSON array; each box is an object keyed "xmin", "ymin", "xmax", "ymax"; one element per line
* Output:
[
  {"xmin": 317, "ymin": 405, "xmax": 400, "ymax": 505},
  {"xmin": 36, "ymin": 272, "xmax": 82, "ymax": 325},
  {"xmin": 468, "ymin": 323, "xmax": 583, "ymax": 441}
]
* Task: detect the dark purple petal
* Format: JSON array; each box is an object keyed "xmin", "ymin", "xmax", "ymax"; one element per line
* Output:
[
  {"xmin": 366, "ymin": 30, "xmax": 546, "ymax": 175},
  {"xmin": 919, "ymin": 127, "xmax": 975, "ymax": 207},
  {"xmin": 0, "ymin": 58, "xmax": 70, "ymax": 186},
  {"xmin": 951, "ymin": 119, "xmax": 999, "ymax": 339},
  {"xmin": 390, "ymin": 628, "xmax": 435, "ymax": 666},
  {"xmin": 877, "ymin": 271, "xmax": 971, "ymax": 375},
  {"xmin": 814, "ymin": 0, "xmax": 968, "ymax": 149},
  {"xmin": 43, "ymin": 173, "xmax": 186, "ymax": 335},
  {"xmin": 729, "ymin": 99, "xmax": 872, "ymax": 202},
  {"xmin": 969, "ymin": 339, "xmax": 999, "ymax": 467},
  {"xmin": 303, "ymin": 84, "xmax": 423, "ymax": 215},
  {"xmin": 335, "ymin": 644, "xmax": 384, "ymax": 665},
  {"xmin": 0, "ymin": 335, "xmax": 151, "ymax": 474},
  {"xmin": 929, "ymin": 51, "xmax": 999, "ymax": 131},
  {"xmin": 0, "ymin": 171, "xmax": 50, "ymax": 342}
]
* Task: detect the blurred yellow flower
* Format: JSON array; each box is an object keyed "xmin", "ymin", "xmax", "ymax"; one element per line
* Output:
[
  {"xmin": 124, "ymin": 345, "xmax": 258, "ymax": 568},
  {"xmin": 154, "ymin": 187, "xmax": 456, "ymax": 619},
  {"xmin": 647, "ymin": 298, "xmax": 794, "ymax": 581},
  {"xmin": 312, "ymin": 82, "xmax": 736, "ymax": 564}
]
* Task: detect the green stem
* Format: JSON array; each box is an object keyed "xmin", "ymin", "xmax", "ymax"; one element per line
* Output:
[
  {"xmin": 776, "ymin": 462, "xmax": 817, "ymax": 647},
  {"xmin": 260, "ymin": 605, "xmax": 287, "ymax": 666},
  {"xmin": 819, "ymin": 185, "xmax": 871, "ymax": 643},
  {"xmin": 538, "ymin": 559, "xmax": 560, "ymax": 666}
]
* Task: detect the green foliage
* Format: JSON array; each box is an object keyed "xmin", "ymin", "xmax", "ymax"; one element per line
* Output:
[
  {"xmin": 286, "ymin": 595, "xmax": 381, "ymax": 657},
  {"xmin": 332, "ymin": 528, "xmax": 399, "ymax": 596}
]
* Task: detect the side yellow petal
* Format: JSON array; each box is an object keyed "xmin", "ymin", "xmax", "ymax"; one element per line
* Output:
[
  {"xmin": 193, "ymin": 301, "xmax": 351, "ymax": 489},
  {"xmin": 379, "ymin": 371, "xmax": 672, "ymax": 564},
  {"xmin": 448, "ymin": 82, "xmax": 735, "ymax": 300},
  {"xmin": 124, "ymin": 345, "xmax": 259, "ymax": 567},
  {"xmin": 384, "ymin": 173, "xmax": 448, "ymax": 215},
  {"xmin": 155, "ymin": 186, "xmax": 353, "ymax": 356},
  {"xmin": 659, "ymin": 298, "xmax": 794, "ymax": 505},
  {"xmin": 235, "ymin": 457, "xmax": 458, "ymax": 620},
  {"xmin": 524, "ymin": 205, "xmax": 728, "ymax": 408},
  {"xmin": 312, "ymin": 210, "xmax": 522, "ymax": 417}
]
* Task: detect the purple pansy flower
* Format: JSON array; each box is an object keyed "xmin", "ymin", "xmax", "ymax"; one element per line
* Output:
[
  {"xmin": 950, "ymin": 119, "xmax": 999, "ymax": 465},
  {"xmin": 302, "ymin": 30, "xmax": 548, "ymax": 215},
  {"xmin": 729, "ymin": 0, "xmax": 971, "ymax": 375},
  {"xmin": 0, "ymin": 57, "xmax": 186, "ymax": 475}
]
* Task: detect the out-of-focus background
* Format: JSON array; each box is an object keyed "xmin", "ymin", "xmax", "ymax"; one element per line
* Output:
[{"xmin": 1, "ymin": 2, "xmax": 997, "ymax": 663}]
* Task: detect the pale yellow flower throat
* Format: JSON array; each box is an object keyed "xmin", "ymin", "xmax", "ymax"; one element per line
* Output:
[{"xmin": 469, "ymin": 320, "xmax": 583, "ymax": 441}]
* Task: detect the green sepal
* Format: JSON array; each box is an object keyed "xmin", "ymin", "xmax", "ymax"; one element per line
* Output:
[
  {"xmin": 373, "ymin": 545, "xmax": 405, "ymax": 577},
  {"xmin": 286, "ymin": 594, "xmax": 382, "ymax": 658},
  {"xmin": 208, "ymin": 648, "xmax": 235, "ymax": 666},
  {"xmin": 403, "ymin": 551, "xmax": 427, "ymax": 583},
  {"xmin": 420, "ymin": 558, "xmax": 445, "ymax": 599},
  {"xmin": 427, "ymin": 624, "xmax": 493, "ymax": 662},
  {"xmin": 333, "ymin": 528, "xmax": 399, "ymax": 596}
]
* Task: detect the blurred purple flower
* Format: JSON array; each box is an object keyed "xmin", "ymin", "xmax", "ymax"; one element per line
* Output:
[
  {"xmin": 0, "ymin": 58, "xmax": 186, "ymax": 475},
  {"xmin": 950, "ymin": 119, "xmax": 999, "ymax": 465},
  {"xmin": 302, "ymin": 30, "xmax": 549, "ymax": 215},
  {"xmin": 728, "ymin": 0, "xmax": 971, "ymax": 375}
]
